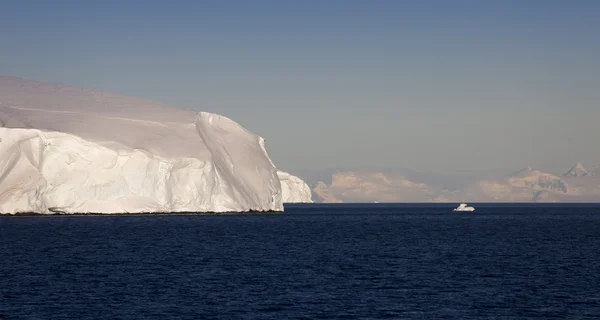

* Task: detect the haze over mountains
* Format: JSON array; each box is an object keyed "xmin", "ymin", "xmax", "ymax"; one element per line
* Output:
[{"xmin": 305, "ymin": 162, "xmax": 600, "ymax": 203}]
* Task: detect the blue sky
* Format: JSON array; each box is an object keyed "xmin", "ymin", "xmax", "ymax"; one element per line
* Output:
[{"xmin": 1, "ymin": 1, "xmax": 599, "ymax": 175}]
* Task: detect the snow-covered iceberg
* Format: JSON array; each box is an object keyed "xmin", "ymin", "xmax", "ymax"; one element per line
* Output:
[
  {"xmin": 0, "ymin": 77, "xmax": 282, "ymax": 214},
  {"xmin": 277, "ymin": 171, "xmax": 313, "ymax": 203}
]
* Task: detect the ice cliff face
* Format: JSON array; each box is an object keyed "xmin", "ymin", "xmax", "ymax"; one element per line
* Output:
[
  {"xmin": 0, "ymin": 77, "xmax": 282, "ymax": 214},
  {"xmin": 277, "ymin": 171, "xmax": 312, "ymax": 203}
]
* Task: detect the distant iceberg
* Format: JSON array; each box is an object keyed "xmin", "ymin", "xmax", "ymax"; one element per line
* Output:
[
  {"xmin": 0, "ymin": 77, "xmax": 283, "ymax": 214},
  {"xmin": 278, "ymin": 171, "xmax": 313, "ymax": 203}
]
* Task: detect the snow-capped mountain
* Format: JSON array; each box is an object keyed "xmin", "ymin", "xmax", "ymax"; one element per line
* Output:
[
  {"xmin": 310, "ymin": 163, "xmax": 600, "ymax": 203},
  {"xmin": 311, "ymin": 170, "xmax": 442, "ymax": 203},
  {"xmin": 562, "ymin": 162, "xmax": 590, "ymax": 177}
]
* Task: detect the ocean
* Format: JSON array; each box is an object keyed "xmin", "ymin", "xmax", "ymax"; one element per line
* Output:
[{"xmin": 1, "ymin": 203, "xmax": 599, "ymax": 319}]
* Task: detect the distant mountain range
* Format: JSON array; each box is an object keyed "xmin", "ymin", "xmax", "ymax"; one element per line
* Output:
[{"xmin": 304, "ymin": 162, "xmax": 600, "ymax": 203}]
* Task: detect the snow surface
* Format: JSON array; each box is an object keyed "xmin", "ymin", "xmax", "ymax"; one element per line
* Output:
[
  {"xmin": 0, "ymin": 76, "xmax": 287, "ymax": 214},
  {"xmin": 562, "ymin": 162, "xmax": 590, "ymax": 177},
  {"xmin": 277, "ymin": 171, "xmax": 313, "ymax": 203}
]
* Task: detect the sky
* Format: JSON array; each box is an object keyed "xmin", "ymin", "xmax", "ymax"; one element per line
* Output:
[{"xmin": 1, "ymin": 0, "xmax": 599, "ymax": 176}]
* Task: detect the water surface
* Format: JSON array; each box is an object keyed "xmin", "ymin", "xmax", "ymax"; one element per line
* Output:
[{"xmin": 1, "ymin": 203, "xmax": 599, "ymax": 319}]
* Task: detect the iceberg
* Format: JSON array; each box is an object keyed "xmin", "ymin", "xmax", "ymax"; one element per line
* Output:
[
  {"xmin": 277, "ymin": 171, "xmax": 313, "ymax": 203},
  {"xmin": 0, "ymin": 77, "xmax": 282, "ymax": 214}
]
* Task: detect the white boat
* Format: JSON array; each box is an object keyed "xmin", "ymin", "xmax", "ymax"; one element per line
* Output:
[{"xmin": 453, "ymin": 203, "xmax": 475, "ymax": 212}]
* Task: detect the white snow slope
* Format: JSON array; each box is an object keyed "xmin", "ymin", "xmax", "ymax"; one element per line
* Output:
[
  {"xmin": 0, "ymin": 77, "xmax": 283, "ymax": 214},
  {"xmin": 277, "ymin": 171, "xmax": 313, "ymax": 203}
]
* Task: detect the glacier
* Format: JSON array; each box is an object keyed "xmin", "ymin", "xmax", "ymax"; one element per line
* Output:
[
  {"xmin": 277, "ymin": 171, "xmax": 313, "ymax": 203},
  {"xmin": 0, "ymin": 76, "xmax": 288, "ymax": 214}
]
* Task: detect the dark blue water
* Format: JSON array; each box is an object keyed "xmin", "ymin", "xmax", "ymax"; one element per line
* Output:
[{"xmin": 1, "ymin": 204, "xmax": 600, "ymax": 319}]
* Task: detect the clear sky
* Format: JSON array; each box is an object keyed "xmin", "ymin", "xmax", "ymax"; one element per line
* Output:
[{"xmin": 1, "ymin": 0, "xmax": 599, "ymax": 175}]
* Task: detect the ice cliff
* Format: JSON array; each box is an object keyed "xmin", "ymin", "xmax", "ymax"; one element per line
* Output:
[
  {"xmin": 277, "ymin": 171, "xmax": 313, "ymax": 203},
  {"xmin": 0, "ymin": 77, "xmax": 283, "ymax": 214}
]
